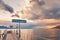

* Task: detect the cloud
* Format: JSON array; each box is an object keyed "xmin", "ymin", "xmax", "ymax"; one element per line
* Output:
[
  {"xmin": 0, "ymin": 0, "xmax": 13, "ymax": 13},
  {"xmin": 11, "ymin": 14, "xmax": 20, "ymax": 18},
  {"xmin": 19, "ymin": 0, "xmax": 60, "ymax": 28},
  {"xmin": 43, "ymin": 7, "xmax": 60, "ymax": 19},
  {"xmin": 29, "ymin": 0, "xmax": 45, "ymax": 6},
  {"xmin": 21, "ymin": 0, "xmax": 60, "ymax": 20},
  {"xmin": 0, "ymin": 20, "xmax": 12, "ymax": 25},
  {"xmin": 19, "ymin": 22, "xmax": 46, "ymax": 29},
  {"xmin": 0, "ymin": 0, "xmax": 60, "ymax": 29}
]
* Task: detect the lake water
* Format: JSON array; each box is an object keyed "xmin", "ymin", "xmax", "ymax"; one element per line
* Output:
[
  {"xmin": 33, "ymin": 28, "xmax": 60, "ymax": 40},
  {"xmin": 0, "ymin": 29, "xmax": 60, "ymax": 40}
]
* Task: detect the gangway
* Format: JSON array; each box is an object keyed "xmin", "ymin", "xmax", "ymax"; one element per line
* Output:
[
  {"xmin": 2, "ymin": 30, "xmax": 19, "ymax": 40},
  {"xmin": 0, "ymin": 19, "xmax": 26, "ymax": 40}
]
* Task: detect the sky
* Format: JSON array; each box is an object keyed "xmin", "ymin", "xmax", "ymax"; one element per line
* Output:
[{"xmin": 0, "ymin": 0, "xmax": 60, "ymax": 29}]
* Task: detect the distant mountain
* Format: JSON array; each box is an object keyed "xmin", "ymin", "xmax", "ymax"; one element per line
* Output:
[
  {"xmin": 0, "ymin": 26, "xmax": 8, "ymax": 29},
  {"xmin": 52, "ymin": 25, "xmax": 60, "ymax": 29}
]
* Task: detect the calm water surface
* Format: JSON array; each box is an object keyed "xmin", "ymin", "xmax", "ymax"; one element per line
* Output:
[{"xmin": 33, "ymin": 28, "xmax": 60, "ymax": 40}]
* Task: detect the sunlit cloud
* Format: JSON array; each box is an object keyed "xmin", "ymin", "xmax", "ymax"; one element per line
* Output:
[
  {"xmin": 0, "ymin": 0, "xmax": 60, "ymax": 29},
  {"xmin": 19, "ymin": 0, "xmax": 60, "ymax": 28}
]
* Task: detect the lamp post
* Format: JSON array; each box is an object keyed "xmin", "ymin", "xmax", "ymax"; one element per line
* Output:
[
  {"xmin": 19, "ymin": 21, "xmax": 20, "ymax": 39},
  {"xmin": 12, "ymin": 19, "xmax": 27, "ymax": 40}
]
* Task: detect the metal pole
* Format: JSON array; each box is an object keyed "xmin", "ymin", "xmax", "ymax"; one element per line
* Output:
[{"xmin": 19, "ymin": 22, "xmax": 20, "ymax": 40}]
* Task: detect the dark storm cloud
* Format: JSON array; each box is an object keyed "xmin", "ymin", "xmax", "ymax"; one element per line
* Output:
[
  {"xmin": 43, "ymin": 7, "xmax": 60, "ymax": 19},
  {"xmin": 30, "ymin": 0, "xmax": 45, "ymax": 6},
  {"xmin": 28, "ymin": 7, "xmax": 60, "ymax": 20},
  {"xmin": 30, "ymin": 0, "xmax": 60, "ymax": 19},
  {"xmin": 21, "ymin": 0, "xmax": 46, "ymax": 20},
  {"xmin": 22, "ymin": 0, "xmax": 60, "ymax": 20},
  {"xmin": 11, "ymin": 14, "xmax": 20, "ymax": 18},
  {"xmin": 19, "ymin": 0, "xmax": 60, "ymax": 29},
  {"xmin": 4, "ymin": 4, "xmax": 13, "ymax": 13},
  {"xmin": 0, "ymin": 0, "xmax": 13, "ymax": 13}
]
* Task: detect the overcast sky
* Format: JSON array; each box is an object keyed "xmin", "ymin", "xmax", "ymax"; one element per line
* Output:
[{"xmin": 0, "ymin": 0, "xmax": 60, "ymax": 29}]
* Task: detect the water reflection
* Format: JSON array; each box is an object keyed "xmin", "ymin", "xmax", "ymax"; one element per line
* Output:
[
  {"xmin": 0, "ymin": 29, "xmax": 60, "ymax": 40},
  {"xmin": 33, "ymin": 28, "xmax": 60, "ymax": 40}
]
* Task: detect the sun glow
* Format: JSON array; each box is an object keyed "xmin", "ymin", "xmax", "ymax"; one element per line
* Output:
[{"xmin": 46, "ymin": 26, "xmax": 55, "ymax": 29}]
